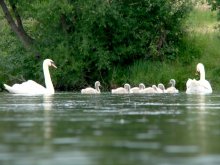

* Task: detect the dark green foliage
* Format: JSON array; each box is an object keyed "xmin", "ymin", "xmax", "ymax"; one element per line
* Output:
[
  {"xmin": 208, "ymin": 0, "xmax": 220, "ymax": 20},
  {"xmin": 0, "ymin": 0, "xmax": 192, "ymax": 90}
]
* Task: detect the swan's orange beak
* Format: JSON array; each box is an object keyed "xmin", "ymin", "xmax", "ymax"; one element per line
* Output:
[{"xmin": 51, "ymin": 62, "xmax": 57, "ymax": 68}]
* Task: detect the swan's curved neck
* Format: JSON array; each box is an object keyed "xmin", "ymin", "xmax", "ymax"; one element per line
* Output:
[
  {"xmin": 43, "ymin": 63, "xmax": 54, "ymax": 94},
  {"xmin": 125, "ymin": 85, "xmax": 130, "ymax": 92},
  {"xmin": 199, "ymin": 67, "xmax": 205, "ymax": 80},
  {"xmin": 95, "ymin": 85, "xmax": 100, "ymax": 92}
]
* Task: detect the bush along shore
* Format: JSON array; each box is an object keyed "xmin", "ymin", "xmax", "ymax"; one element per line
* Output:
[{"xmin": 0, "ymin": 1, "xmax": 219, "ymax": 92}]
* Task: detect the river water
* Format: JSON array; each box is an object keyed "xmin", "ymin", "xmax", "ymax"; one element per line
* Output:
[{"xmin": 0, "ymin": 92, "xmax": 220, "ymax": 165}]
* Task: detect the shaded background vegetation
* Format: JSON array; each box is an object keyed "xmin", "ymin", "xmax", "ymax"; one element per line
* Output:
[{"xmin": 0, "ymin": 0, "xmax": 219, "ymax": 92}]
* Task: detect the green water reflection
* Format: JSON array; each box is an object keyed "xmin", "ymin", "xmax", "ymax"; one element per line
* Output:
[{"xmin": 0, "ymin": 92, "xmax": 220, "ymax": 165}]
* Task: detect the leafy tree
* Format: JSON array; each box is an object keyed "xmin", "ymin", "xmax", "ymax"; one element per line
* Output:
[
  {"xmin": 0, "ymin": 0, "xmax": 192, "ymax": 90},
  {"xmin": 0, "ymin": 0, "xmax": 35, "ymax": 52},
  {"xmin": 208, "ymin": 0, "xmax": 220, "ymax": 20}
]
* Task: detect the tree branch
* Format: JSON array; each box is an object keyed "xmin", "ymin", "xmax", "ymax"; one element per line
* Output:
[
  {"xmin": 9, "ymin": 0, "xmax": 33, "ymax": 43},
  {"xmin": 0, "ymin": 0, "xmax": 34, "ymax": 50}
]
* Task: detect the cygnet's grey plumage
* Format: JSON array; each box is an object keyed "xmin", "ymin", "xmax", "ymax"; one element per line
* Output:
[
  {"xmin": 81, "ymin": 81, "xmax": 101, "ymax": 94},
  {"xmin": 166, "ymin": 79, "xmax": 179, "ymax": 93},
  {"xmin": 111, "ymin": 83, "xmax": 131, "ymax": 94},
  {"xmin": 140, "ymin": 85, "xmax": 157, "ymax": 93},
  {"xmin": 157, "ymin": 83, "xmax": 166, "ymax": 93},
  {"xmin": 130, "ymin": 83, "xmax": 145, "ymax": 93}
]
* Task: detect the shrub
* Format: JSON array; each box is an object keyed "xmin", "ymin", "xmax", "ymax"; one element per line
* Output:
[{"xmin": 0, "ymin": 0, "xmax": 192, "ymax": 90}]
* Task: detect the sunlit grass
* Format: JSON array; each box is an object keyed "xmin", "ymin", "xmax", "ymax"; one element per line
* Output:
[
  {"xmin": 186, "ymin": 7, "xmax": 220, "ymax": 91},
  {"xmin": 186, "ymin": 8, "xmax": 218, "ymax": 33},
  {"xmin": 127, "ymin": 59, "xmax": 200, "ymax": 90},
  {"xmin": 112, "ymin": 6, "xmax": 220, "ymax": 91}
]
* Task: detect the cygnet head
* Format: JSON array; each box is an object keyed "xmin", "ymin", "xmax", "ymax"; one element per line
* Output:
[
  {"xmin": 152, "ymin": 85, "xmax": 157, "ymax": 90},
  {"xmin": 158, "ymin": 83, "xmax": 165, "ymax": 90},
  {"xmin": 95, "ymin": 81, "xmax": 101, "ymax": 87},
  {"xmin": 124, "ymin": 83, "xmax": 131, "ymax": 91},
  {"xmin": 169, "ymin": 79, "xmax": 176, "ymax": 87},
  {"xmin": 139, "ymin": 83, "xmax": 145, "ymax": 90}
]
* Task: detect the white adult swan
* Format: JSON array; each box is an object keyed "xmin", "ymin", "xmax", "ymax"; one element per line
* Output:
[
  {"xmin": 186, "ymin": 63, "xmax": 212, "ymax": 94},
  {"xmin": 130, "ymin": 83, "xmax": 145, "ymax": 93},
  {"xmin": 111, "ymin": 83, "xmax": 131, "ymax": 94},
  {"xmin": 81, "ymin": 81, "xmax": 101, "ymax": 94},
  {"xmin": 4, "ymin": 59, "xmax": 57, "ymax": 95},
  {"xmin": 166, "ymin": 79, "xmax": 179, "ymax": 93}
]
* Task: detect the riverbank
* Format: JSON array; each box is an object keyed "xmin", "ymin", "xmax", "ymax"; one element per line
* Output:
[
  {"xmin": 115, "ymin": 5, "xmax": 220, "ymax": 91},
  {"xmin": 0, "ymin": 3, "xmax": 219, "ymax": 92}
]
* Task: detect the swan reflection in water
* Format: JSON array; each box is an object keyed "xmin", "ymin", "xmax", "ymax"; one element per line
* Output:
[
  {"xmin": 41, "ymin": 95, "xmax": 93, "ymax": 164},
  {"xmin": 186, "ymin": 94, "xmax": 207, "ymax": 110},
  {"xmin": 187, "ymin": 94, "xmax": 209, "ymax": 154},
  {"xmin": 43, "ymin": 95, "xmax": 54, "ymax": 140},
  {"xmin": 195, "ymin": 94, "xmax": 206, "ymax": 111}
]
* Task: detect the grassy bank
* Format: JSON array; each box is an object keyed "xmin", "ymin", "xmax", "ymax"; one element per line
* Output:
[{"xmin": 115, "ymin": 6, "xmax": 220, "ymax": 92}]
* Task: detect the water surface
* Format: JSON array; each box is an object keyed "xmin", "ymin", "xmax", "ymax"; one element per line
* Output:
[{"xmin": 0, "ymin": 92, "xmax": 220, "ymax": 165}]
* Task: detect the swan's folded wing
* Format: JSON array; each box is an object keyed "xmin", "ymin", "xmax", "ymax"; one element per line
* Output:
[
  {"xmin": 186, "ymin": 79, "xmax": 191, "ymax": 89},
  {"xmin": 130, "ymin": 87, "xmax": 139, "ymax": 93},
  {"xmin": 186, "ymin": 78, "xmax": 196, "ymax": 89},
  {"xmin": 4, "ymin": 83, "xmax": 30, "ymax": 94},
  {"xmin": 200, "ymin": 80, "xmax": 212, "ymax": 92},
  {"xmin": 111, "ymin": 87, "xmax": 127, "ymax": 94},
  {"xmin": 23, "ymin": 80, "xmax": 45, "ymax": 90},
  {"xmin": 5, "ymin": 80, "xmax": 46, "ymax": 94},
  {"xmin": 186, "ymin": 79, "xmax": 199, "ymax": 94},
  {"xmin": 140, "ymin": 87, "xmax": 154, "ymax": 93},
  {"xmin": 186, "ymin": 79, "xmax": 212, "ymax": 94},
  {"xmin": 166, "ymin": 87, "xmax": 179, "ymax": 93},
  {"xmin": 81, "ymin": 87, "xmax": 98, "ymax": 94}
]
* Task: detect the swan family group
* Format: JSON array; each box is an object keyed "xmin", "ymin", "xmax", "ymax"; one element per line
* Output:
[
  {"xmin": 3, "ymin": 59, "xmax": 213, "ymax": 95},
  {"xmin": 81, "ymin": 79, "xmax": 178, "ymax": 94}
]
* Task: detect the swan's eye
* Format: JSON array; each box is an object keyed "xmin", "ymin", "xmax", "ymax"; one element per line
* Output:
[
  {"xmin": 51, "ymin": 61, "xmax": 56, "ymax": 66},
  {"xmin": 50, "ymin": 61, "xmax": 57, "ymax": 68}
]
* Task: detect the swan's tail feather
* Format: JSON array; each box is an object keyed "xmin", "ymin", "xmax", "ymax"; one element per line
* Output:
[
  {"xmin": 3, "ymin": 84, "xmax": 14, "ymax": 93},
  {"xmin": 4, "ymin": 83, "xmax": 22, "ymax": 94}
]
